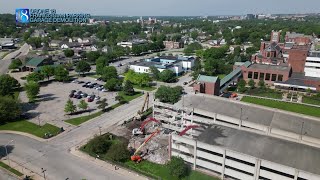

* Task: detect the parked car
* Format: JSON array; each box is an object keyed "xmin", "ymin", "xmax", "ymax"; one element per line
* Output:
[
  {"xmin": 76, "ymin": 95, "xmax": 82, "ymax": 99},
  {"xmin": 69, "ymin": 93, "xmax": 74, "ymax": 98},
  {"xmin": 101, "ymin": 88, "xmax": 107, "ymax": 92},
  {"xmin": 78, "ymin": 81, "xmax": 84, "ymax": 84},
  {"xmin": 94, "ymin": 96, "xmax": 100, "ymax": 100},
  {"xmin": 82, "ymin": 84, "xmax": 87, "ymax": 87},
  {"xmin": 81, "ymin": 93, "xmax": 88, "ymax": 98},
  {"xmin": 87, "ymin": 97, "xmax": 94, "ymax": 102},
  {"xmin": 72, "ymin": 80, "xmax": 78, "ymax": 83},
  {"xmin": 76, "ymin": 91, "xmax": 82, "ymax": 95},
  {"xmin": 183, "ymin": 82, "xmax": 188, "ymax": 85},
  {"xmin": 70, "ymin": 90, "xmax": 76, "ymax": 94}
]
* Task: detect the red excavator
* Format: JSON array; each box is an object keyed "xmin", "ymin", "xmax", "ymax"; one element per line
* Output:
[
  {"xmin": 131, "ymin": 129, "xmax": 160, "ymax": 162},
  {"xmin": 132, "ymin": 117, "xmax": 161, "ymax": 135},
  {"xmin": 179, "ymin": 125, "xmax": 200, "ymax": 136}
]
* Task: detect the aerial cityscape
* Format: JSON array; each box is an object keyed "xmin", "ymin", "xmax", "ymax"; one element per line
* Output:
[{"xmin": 1, "ymin": 0, "xmax": 320, "ymax": 180}]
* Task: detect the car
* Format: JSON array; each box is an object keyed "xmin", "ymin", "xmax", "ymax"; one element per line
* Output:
[
  {"xmin": 69, "ymin": 93, "xmax": 74, "ymax": 98},
  {"xmin": 101, "ymin": 88, "xmax": 107, "ymax": 92},
  {"xmin": 89, "ymin": 85, "xmax": 94, "ymax": 88},
  {"xmin": 183, "ymin": 82, "xmax": 188, "ymax": 85},
  {"xmin": 76, "ymin": 91, "xmax": 82, "ymax": 95},
  {"xmin": 81, "ymin": 93, "xmax": 88, "ymax": 98},
  {"xmin": 78, "ymin": 81, "xmax": 84, "ymax": 84},
  {"xmin": 87, "ymin": 98, "xmax": 94, "ymax": 102},
  {"xmin": 73, "ymin": 94, "xmax": 80, "ymax": 98},
  {"xmin": 97, "ymin": 87, "xmax": 104, "ymax": 91},
  {"xmin": 82, "ymin": 84, "xmax": 87, "ymax": 87},
  {"xmin": 94, "ymin": 96, "xmax": 100, "ymax": 100},
  {"xmin": 72, "ymin": 80, "xmax": 78, "ymax": 83},
  {"xmin": 76, "ymin": 95, "xmax": 82, "ymax": 99},
  {"xmin": 70, "ymin": 90, "xmax": 76, "ymax": 94},
  {"xmin": 85, "ymin": 82, "xmax": 91, "ymax": 84}
]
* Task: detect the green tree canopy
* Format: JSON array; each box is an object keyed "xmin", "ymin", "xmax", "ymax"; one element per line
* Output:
[
  {"xmin": 149, "ymin": 66, "xmax": 160, "ymax": 80},
  {"xmin": 9, "ymin": 59, "xmax": 22, "ymax": 69},
  {"xmin": 26, "ymin": 72, "xmax": 44, "ymax": 82},
  {"xmin": 155, "ymin": 85, "xmax": 182, "ymax": 104},
  {"xmin": 63, "ymin": 49, "xmax": 74, "ymax": 57},
  {"xmin": 248, "ymin": 79, "xmax": 255, "ymax": 89},
  {"xmin": 237, "ymin": 79, "xmax": 246, "ymax": 92},
  {"xmin": 0, "ymin": 96, "xmax": 21, "ymax": 124},
  {"xmin": 124, "ymin": 70, "xmax": 151, "ymax": 87},
  {"xmin": 76, "ymin": 60, "xmax": 91, "ymax": 75},
  {"xmin": 54, "ymin": 65, "xmax": 69, "ymax": 82},
  {"xmin": 96, "ymin": 56, "xmax": 109, "ymax": 75},
  {"xmin": 0, "ymin": 74, "xmax": 20, "ymax": 97},
  {"xmin": 167, "ymin": 156, "xmax": 188, "ymax": 178},
  {"xmin": 106, "ymin": 142, "xmax": 130, "ymax": 162},
  {"xmin": 159, "ymin": 69, "xmax": 176, "ymax": 83},
  {"xmin": 101, "ymin": 66, "xmax": 118, "ymax": 82},
  {"xmin": 24, "ymin": 81, "xmax": 40, "ymax": 102},
  {"xmin": 123, "ymin": 80, "xmax": 134, "ymax": 96},
  {"xmin": 40, "ymin": 65, "xmax": 55, "ymax": 80},
  {"xmin": 98, "ymin": 98, "xmax": 108, "ymax": 112},
  {"xmin": 86, "ymin": 135, "xmax": 112, "ymax": 154},
  {"xmin": 64, "ymin": 99, "xmax": 77, "ymax": 114},
  {"xmin": 78, "ymin": 99, "xmax": 88, "ymax": 111},
  {"xmin": 104, "ymin": 78, "xmax": 119, "ymax": 91},
  {"xmin": 86, "ymin": 51, "xmax": 101, "ymax": 62}
]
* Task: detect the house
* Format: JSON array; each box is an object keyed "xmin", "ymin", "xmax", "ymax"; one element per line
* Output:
[
  {"xmin": 193, "ymin": 75, "xmax": 220, "ymax": 95},
  {"xmin": 23, "ymin": 57, "xmax": 53, "ymax": 72},
  {"xmin": 102, "ymin": 46, "xmax": 111, "ymax": 53},
  {"xmin": 31, "ymin": 29, "xmax": 47, "ymax": 38},
  {"xmin": 163, "ymin": 41, "xmax": 184, "ymax": 49},
  {"xmin": 49, "ymin": 40, "xmax": 62, "ymax": 48}
]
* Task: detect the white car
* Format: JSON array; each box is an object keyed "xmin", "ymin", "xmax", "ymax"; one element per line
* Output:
[
  {"xmin": 94, "ymin": 96, "xmax": 100, "ymax": 100},
  {"xmin": 101, "ymin": 88, "xmax": 107, "ymax": 92},
  {"xmin": 72, "ymin": 80, "xmax": 78, "ymax": 83}
]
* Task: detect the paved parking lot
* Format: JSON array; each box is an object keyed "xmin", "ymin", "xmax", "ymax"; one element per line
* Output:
[{"xmin": 20, "ymin": 76, "xmax": 119, "ymax": 128}]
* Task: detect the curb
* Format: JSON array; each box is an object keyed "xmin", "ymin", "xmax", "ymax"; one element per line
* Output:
[{"xmin": 0, "ymin": 131, "xmax": 45, "ymax": 142}]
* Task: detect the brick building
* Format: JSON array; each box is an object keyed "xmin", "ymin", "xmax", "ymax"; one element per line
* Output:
[
  {"xmin": 193, "ymin": 75, "xmax": 220, "ymax": 95},
  {"xmin": 163, "ymin": 41, "xmax": 184, "ymax": 49}
]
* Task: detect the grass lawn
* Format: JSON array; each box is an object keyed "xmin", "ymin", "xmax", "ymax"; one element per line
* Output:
[
  {"xmin": 302, "ymin": 96, "xmax": 320, "ymax": 106},
  {"xmin": 241, "ymin": 96, "xmax": 320, "ymax": 118},
  {"xmin": 246, "ymin": 88, "xmax": 283, "ymax": 99},
  {"xmin": 118, "ymin": 91, "xmax": 143, "ymax": 102},
  {"xmin": 65, "ymin": 111, "xmax": 104, "ymax": 126},
  {"xmin": 0, "ymin": 120, "xmax": 60, "ymax": 138},
  {"xmin": 133, "ymin": 85, "xmax": 157, "ymax": 91},
  {"xmin": 0, "ymin": 161, "xmax": 23, "ymax": 176}
]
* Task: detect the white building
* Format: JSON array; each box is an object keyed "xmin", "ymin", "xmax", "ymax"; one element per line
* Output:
[
  {"xmin": 117, "ymin": 39, "xmax": 147, "ymax": 49},
  {"xmin": 305, "ymin": 53, "xmax": 320, "ymax": 78}
]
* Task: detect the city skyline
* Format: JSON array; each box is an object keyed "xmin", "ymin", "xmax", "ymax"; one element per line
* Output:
[{"xmin": 1, "ymin": 0, "xmax": 320, "ymax": 16}]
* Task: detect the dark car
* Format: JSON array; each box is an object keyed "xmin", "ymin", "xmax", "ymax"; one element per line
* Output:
[
  {"xmin": 78, "ymin": 81, "xmax": 84, "ymax": 84},
  {"xmin": 73, "ymin": 94, "xmax": 79, "ymax": 98},
  {"xmin": 76, "ymin": 91, "xmax": 82, "ymax": 95},
  {"xmin": 183, "ymin": 82, "xmax": 188, "ymax": 85},
  {"xmin": 76, "ymin": 95, "xmax": 82, "ymax": 99},
  {"xmin": 70, "ymin": 90, "xmax": 76, "ymax": 94},
  {"xmin": 221, "ymin": 92, "xmax": 232, "ymax": 98},
  {"xmin": 89, "ymin": 85, "xmax": 94, "ymax": 88},
  {"xmin": 82, "ymin": 84, "xmax": 87, "ymax": 87},
  {"xmin": 81, "ymin": 93, "xmax": 88, "ymax": 98},
  {"xmin": 69, "ymin": 93, "xmax": 74, "ymax": 98},
  {"xmin": 87, "ymin": 97, "xmax": 94, "ymax": 102}
]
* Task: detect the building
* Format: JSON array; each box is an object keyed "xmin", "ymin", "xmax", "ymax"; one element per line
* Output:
[
  {"xmin": 49, "ymin": 40, "xmax": 62, "ymax": 49},
  {"xmin": 153, "ymin": 95, "xmax": 320, "ymax": 180},
  {"xmin": 129, "ymin": 56, "xmax": 195, "ymax": 76},
  {"xmin": 0, "ymin": 38, "xmax": 15, "ymax": 49},
  {"xmin": 285, "ymin": 32, "xmax": 312, "ymax": 45},
  {"xmin": 193, "ymin": 75, "xmax": 220, "ymax": 95},
  {"xmin": 23, "ymin": 57, "xmax": 53, "ymax": 72},
  {"xmin": 163, "ymin": 41, "xmax": 184, "ymax": 49},
  {"xmin": 117, "ymin": 39, "xmax": 147, "ymax": 49}
]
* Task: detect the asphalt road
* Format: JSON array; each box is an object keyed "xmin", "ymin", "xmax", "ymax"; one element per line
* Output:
[
  {"xmin": 0, "ymin": 43, "xmax": 30, "ymax": 75},
  {"xmin": 0, "ymin": 94, "xmax": 153, "ymax": 180}
]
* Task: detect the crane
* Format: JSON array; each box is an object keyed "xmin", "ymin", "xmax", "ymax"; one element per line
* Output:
[
  {"xmin": 179, "ymin": 125, "xmax": 200, "ymax": 136},
  {"xmin": 132, "ymin": 117, "xmax": 161, "ymax": 135},
  {"xmin": 133, "ymin": 92, "xmax": 149, "ymax": 121},
  {"xmin": 131, "ymin": 129, "xmax": 160, "ymax": 162}
]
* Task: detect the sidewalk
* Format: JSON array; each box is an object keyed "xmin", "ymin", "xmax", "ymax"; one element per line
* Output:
[
  {"xmin": 1, "ymin": 158, "xmax": 43, "ymax": 180},
  {"xmin": 70, "ymin": 146, "xmax": 148, "ymax": 180}
]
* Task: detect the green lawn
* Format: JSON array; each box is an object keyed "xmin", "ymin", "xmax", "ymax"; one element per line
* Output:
[
  {"xmin": 65, "ymin": 111, "xmax": 104, "ymax": 126},
  {"xmin": 133, "ymin": 85, "xmax": 157, "ymax": 91},
  {"xmin": 241, "ymin": 96, "xmax": 320, "ymax": 118},
  {"xmin": 0, "ymin": 161, "xmax": 23, "ymax": 176},
  {"xmin": 118, "ymin": 91, "xmax": 143, "ymax": 102},
  {"xmin": 218, "ymin": 74, "xmax": 226, "ymax": 79},
  {"xmin": 0, "ymin": 120, "xmax": 60, "ymax": 138},
  {"xmin": 302, "ymin": 96, "xmax": 320, "ymax": 106},
  {"xmin": 245, "ymin": 88, "xmax": 283, "ymax": 99}
]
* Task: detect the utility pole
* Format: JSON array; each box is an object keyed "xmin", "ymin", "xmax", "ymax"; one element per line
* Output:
[{"xmin": 41, "ymin": 168, "xmax": 47, "ymax": 180}]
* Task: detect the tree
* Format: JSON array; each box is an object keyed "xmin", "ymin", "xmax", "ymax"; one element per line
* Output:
[
  {"xmin": 54, "ymin": 65, "xmax": 69, "ymax": 82},
  {"xmin": 123, "ymin": 80, "xmax": 134, "ymax": 95},
  {"xmin": 237, "ymin": 79, "xmax": 246, "ymax": 92},
  {"xmin": 167, "ymin": 157, "xmax": 188, "ymax": 178},
  {"xmin": 191, "ymin": 31, "xmax": 199, "ymax": 40},
  {"xmin": 85, "ymin": 51, "xmax": 101, "ymax": 63},
  {"xmin": 0, "ymin": 74, "xmax": 20, "ymax": 96},
  {"xmin": 131, "ymin": 45, "xmax": 143, "ymax": 55},
  {"xmin": 25, "ymin": 81, "xmax": 40, "ymax": 102},
  {"xmin": 104, "ymin": 78, "xmax": 119, "ymax": 91},
  {"xmin": 0, "ymin": 96, "xmax": 21, "ymax": 124},
  {"xmin": 115, "ymin": 95, "xmax": 126, "ymax": 104},
  {"xmin": 149, "ymin": 66, "xmax": 160, "ymax": 80},
  {"xmin": 86, "ymin": 135, "xmax": 112, "ymax": 154},
  {"xmin": 26, "ymin": 72, "xmax": 44, "ymax": 82},
  {"xmin": 27, "ymin": 37, "xmax": 42, "ymax": 48},
  {"xmin": 258, "ymin": 79, "xmax": 265, "ymax": 89},
  {"xmin": 96, "ymin": 56, "xmax": 108, "ymax": 75},
  {"xmin": 64, "ymin": 99, "xmax": 77, "ymax": 114},
  {"xmin": 63, "ymin": 49, "xmax": 74, "ymax": 57},
  {"xmin": 76, "ymin": 60, "xmax": 91, "ymax": 75},
  {"xmin": 98, "ymin": 98, "xmax": 108, "ymax": 112},
  {"xmin": 101, "ymin": 66, "xmax": 118, "ymax": 82},
  {"xmin": 40, "ymin": 65, "xmax": 55, "ymax": 80},
  {"xmin": 248, "ymin": 79, "xmax": 255, "ymax": 89},
  {"xmin": 106, "ymin": 142, "xmax": 130, "ymax": 162},
  {"xmin": 184, "ymin": 42, "xmax": 202, "ymax": 55},
  {"xmin": 159, "ymin": 69, "xmax": 176, "ymax": 83},
  {"xmin": 78, "ymin": 99, "xmax": 88, "ymax": 111},
  {"xmin": 155, "ymin": 86, "xmax": 182, "ymax": 104},
  {"xmin": 9, "ymin": 59, "xmax": 22, "ymax": 69}
]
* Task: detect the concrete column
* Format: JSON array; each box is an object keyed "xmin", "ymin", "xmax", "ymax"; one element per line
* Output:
[
  {"xmin": 168, "ymin": 135, "xmax": 172, "ymax": 160},
  {"xmin": 254, "ymin": 159, "xmax": 261, "ymax": 180},
  {"xmin": 294, "ymin": 169, "xmax": 299, "ymax": 180},
  {"xmin": 193, "ymin": 140, "xmax": 197, "ymax": 170},
  {"xmin": 152, "ymin": 103, "xmax": 155, "ymax": 118},
  {"xmin": 221, "ymin": 149, "xmax": 226, "ymax": 180}
]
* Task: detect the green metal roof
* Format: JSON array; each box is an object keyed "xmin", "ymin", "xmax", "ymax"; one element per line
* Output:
[
  {"xmin": 220, "ymin": 61, "xmax": 251, "ymax": 86},
  {"xmin": 26, "ymin": 58, "xmax": 45, "ymax": 67},
  {"xmin": 197, "ymin": 75, "xmax": 218, "ymax": 83}
]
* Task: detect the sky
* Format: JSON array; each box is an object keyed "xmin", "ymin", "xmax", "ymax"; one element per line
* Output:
[{"xmin": 1, "ymin": 0, "xmax": 320, "ymax": 16}]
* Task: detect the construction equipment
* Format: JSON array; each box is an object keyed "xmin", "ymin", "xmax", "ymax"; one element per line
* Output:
[
  {"xmin": 179, "ymin": 125, "xmax": 200, "ymax": 136},
  {"xmin": 131, "ymin": 129, "xmax": 160, "ymax": 162},
  {"xmin": 133, "ymin": 92, "xmax": 150, "ymax": 121},
  {"xmin": 132, "ymin": 117, "xmax": 161, "ymax": 135}
]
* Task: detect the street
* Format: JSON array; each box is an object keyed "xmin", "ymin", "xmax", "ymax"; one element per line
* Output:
[
  {"xmin": 0, "ymin": 43, "xmax": 30, "ymax": 75},
  {"xmin": 0, "ymin": 94, "xmax": 153, "ymax": 180}
]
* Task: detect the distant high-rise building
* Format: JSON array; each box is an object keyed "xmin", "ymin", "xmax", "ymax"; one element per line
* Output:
[{"xmin": 246, "ymin": 14, "xmax": 255, "ymax": 20}]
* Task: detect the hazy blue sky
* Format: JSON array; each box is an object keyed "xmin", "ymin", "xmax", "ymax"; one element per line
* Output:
[{"xmin": 1, "ymin": 0, "xmax": 320, "ymax": 16}]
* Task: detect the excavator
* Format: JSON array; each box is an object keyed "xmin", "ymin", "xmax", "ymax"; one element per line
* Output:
[
  {"xmin": 179, "ymin": 125, "xmax": 200, "ymax": 136},
  {"xmin": 133, "ymin": 92, "xmax": 150, "ymax": 121},
  {"xmin": 131, "ymin": 129, "xmax": 160, "ymax": 162},
  {"xmin": 132, "ymin": 117, "xmax": 161, "ymax": 135}
]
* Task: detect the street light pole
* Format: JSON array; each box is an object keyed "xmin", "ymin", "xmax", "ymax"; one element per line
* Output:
[
  {"xmin": 4, "ymin": 140, "xmax": 14, "ymax": 166},
  {"xmin": 239, "ymin": 107, "xmax": 242, "ymax": 128}
]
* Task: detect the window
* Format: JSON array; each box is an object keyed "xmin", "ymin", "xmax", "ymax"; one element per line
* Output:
[
  {"xmin": 271, "ymin": 74, "xmax": 277, "ymax": 81},
  {"xmin": 254, "ymin": 72, "xmax": 259, "ymax": 79},
  {"xmin": 260, "ymin": 73, "xmax": 265, "ymax": 80},
  {"xmin": 278, "ymin": 74, "xmax": 283, "ymax": 82},
  {"xmin": 248, "ymin": 71, "xmax": 253, "ymax": 79},
  {"xmin": 266, "ymin": 73, "xmax": 271, "ymax": 81}
]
